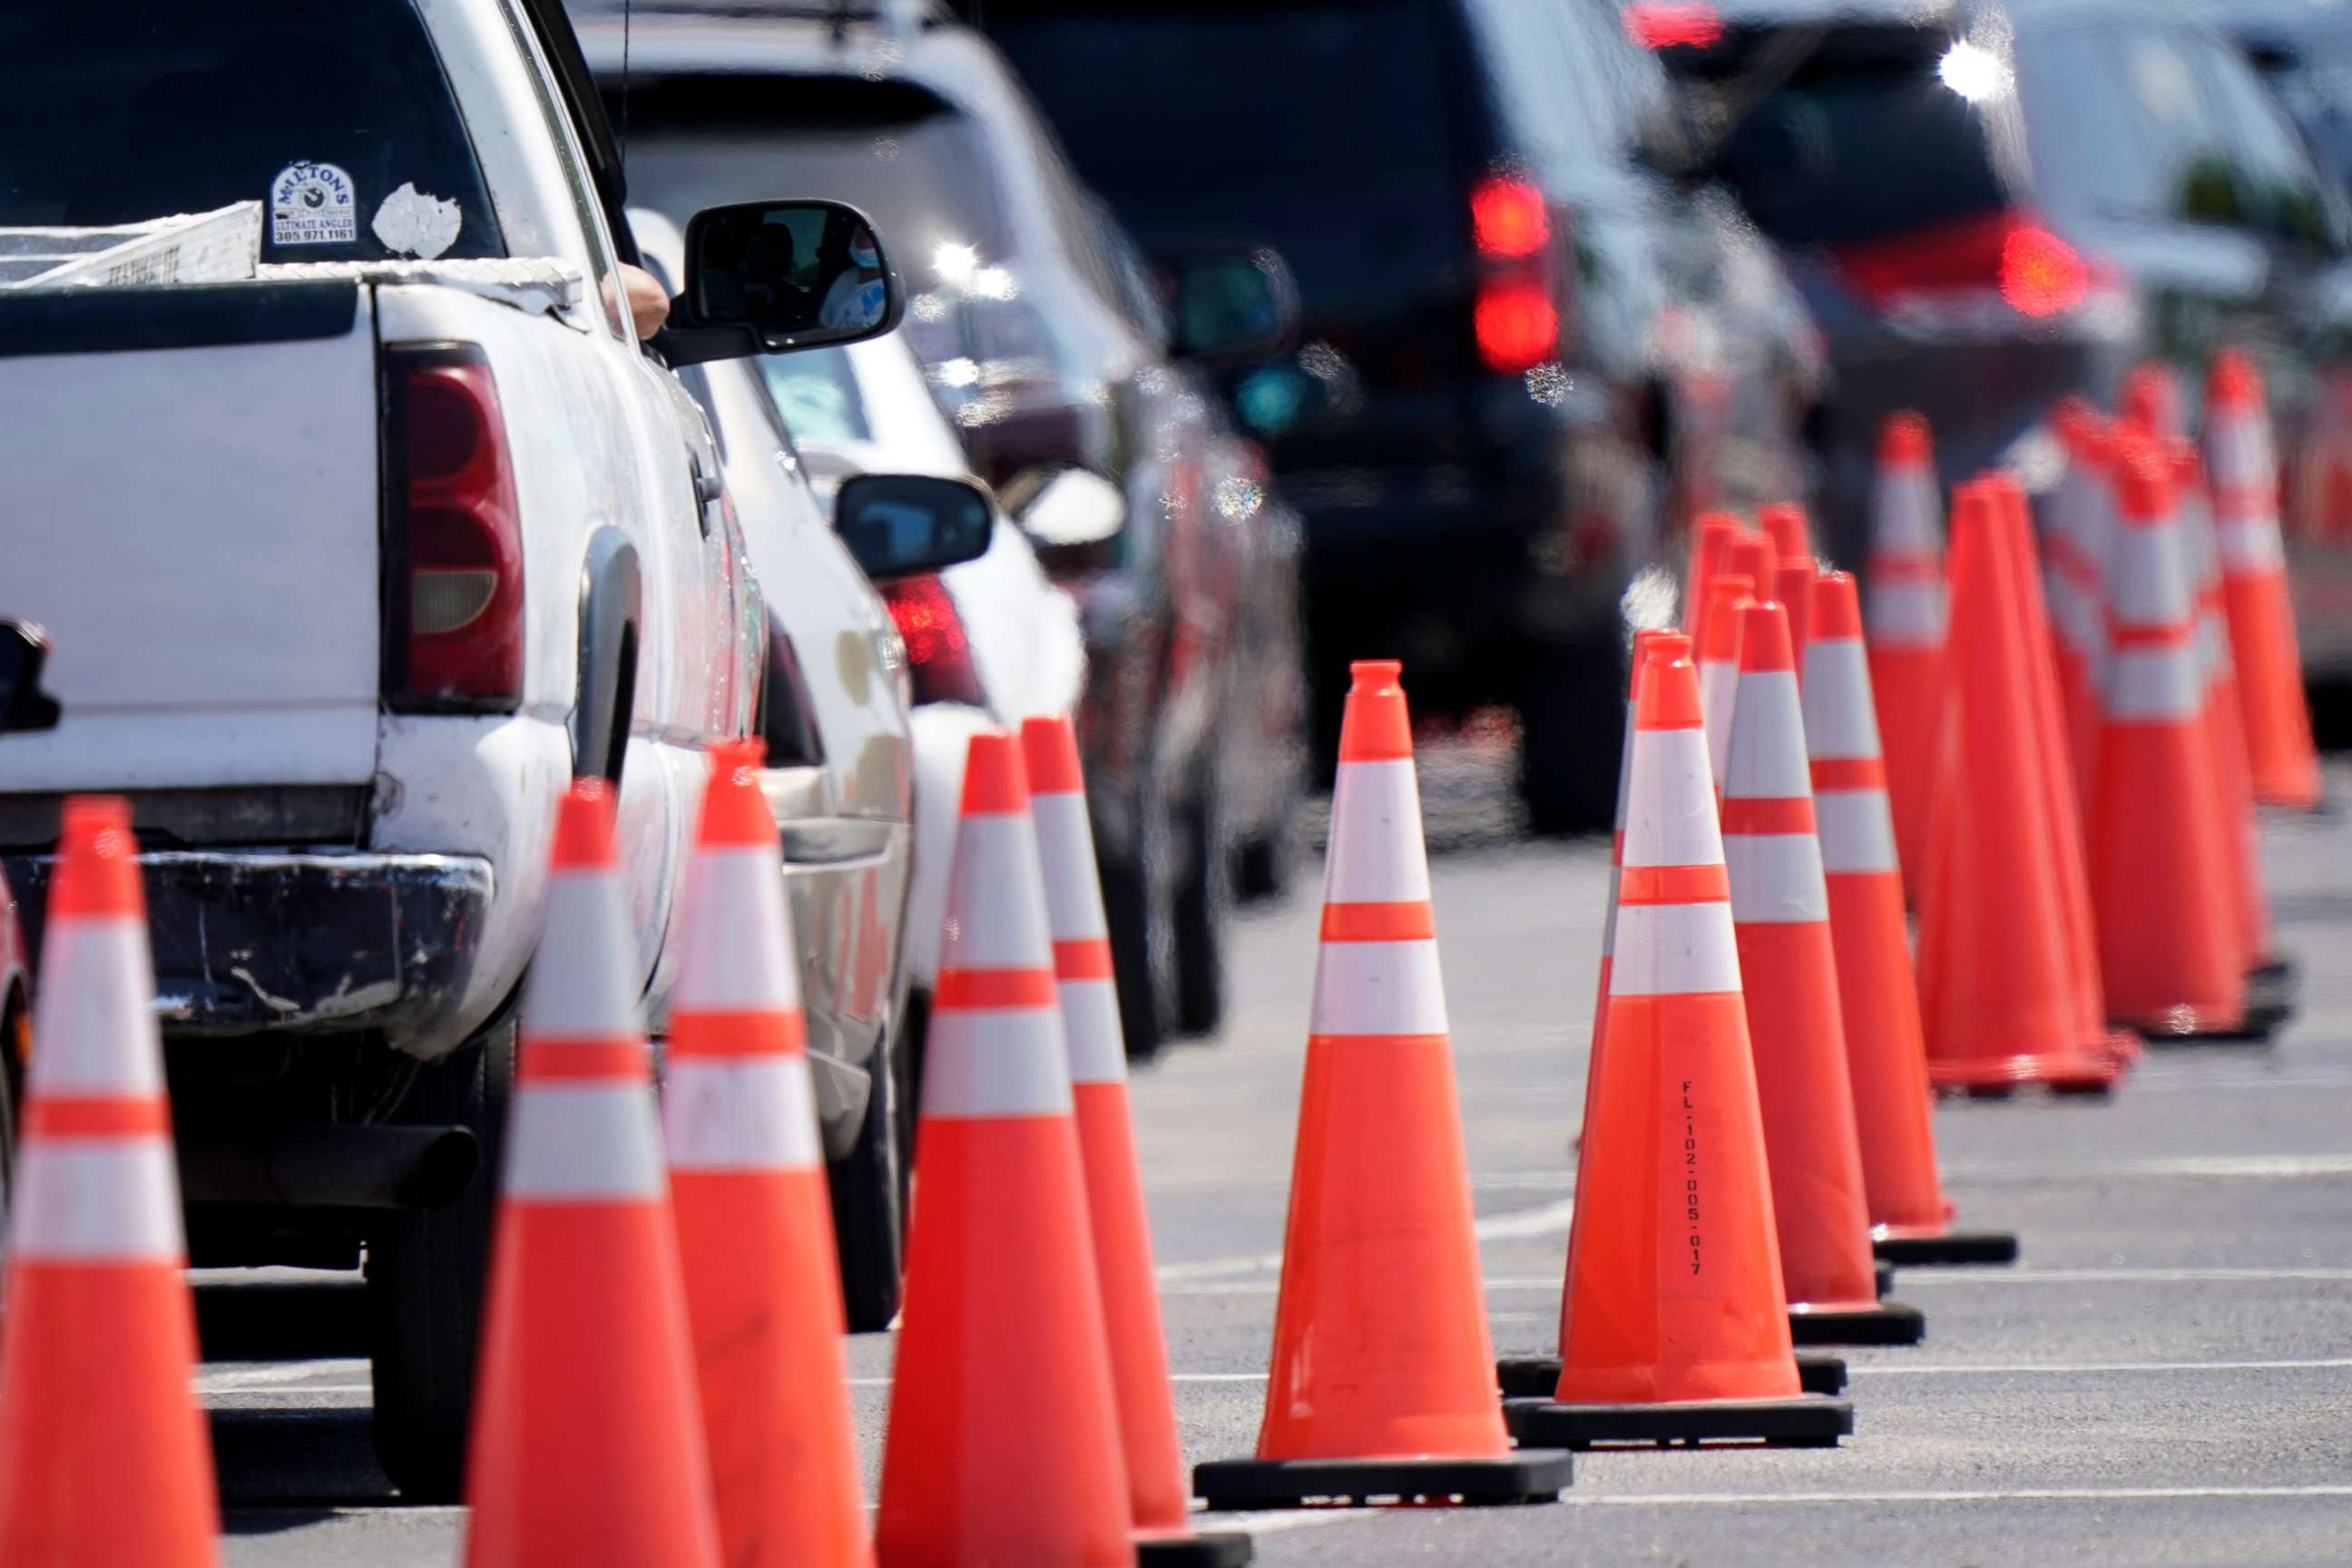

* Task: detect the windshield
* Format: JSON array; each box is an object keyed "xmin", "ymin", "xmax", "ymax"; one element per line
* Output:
[
  {"xmin": 608, "ymin": 75, "xmax": 1011, "ymax": 291},
  {"xmin": 0, "ymin": 0, "xmax": 502, "ymax": 261},
  {"xmin": 982, "ymin": 0, "xmax": 1475, "ymax": 316},
  {"xmin": 759, "ymin": 347, "xmax": 872, "ymax": 448}
]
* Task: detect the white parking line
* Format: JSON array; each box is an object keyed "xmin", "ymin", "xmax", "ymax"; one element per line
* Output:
[
  {"xmin": 1156, "ymin": 1197, "xmax": 1574, "ymax": 1286},
  {"xmin": 1563, "ymin": 1485, "xmax": 2352, "ymax": 1506},
  {"xmin": 196, "ymin": 1362, "xmax": 368, "ymax": 1392},
  {"xmin": 1849, "ymin": 1356, "xmax": 2352, "ymax": 1377},
  {"xmin": 1945, "ymin": 1154, "xmax": 2352, "ymax": 1181}
]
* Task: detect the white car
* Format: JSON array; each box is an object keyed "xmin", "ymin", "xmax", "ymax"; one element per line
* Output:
[
  {"xmin": 0, "ymin": 0, "xmax": 898, "ymax": 1498},
  {"xmin": 759, "ymin": 335, "xmax": 1086, "ymax": 1034}
]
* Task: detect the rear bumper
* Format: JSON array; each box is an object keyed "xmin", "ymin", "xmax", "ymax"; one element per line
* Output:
[{"xmin": 0, "ymin": 850, "xmax": 491, "ymax": 1041}]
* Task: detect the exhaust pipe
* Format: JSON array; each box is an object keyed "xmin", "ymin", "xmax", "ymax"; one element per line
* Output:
[{"xmin": 179, "ymin": 1123, "xmax": 479, "ymax": 1210}]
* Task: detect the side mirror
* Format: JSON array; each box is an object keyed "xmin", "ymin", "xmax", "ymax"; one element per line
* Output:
[
  {"xmin": 834, "ymin": 474, "xmax": 995, "ymax": 582},
  {"xmin": 1011, "ymin": 466, "xmax": 1127, "ymax": 549},
  {"xmin": 658, "ymin": 200, "xmax": 904, "ymax": 368},
  {"xmin": 1167, "ymin": 247, "xmax": 1301, "ymax": 367},
  {"xmin": 0, "ymin": 621, "xmax": 61, "ymax": 737}
]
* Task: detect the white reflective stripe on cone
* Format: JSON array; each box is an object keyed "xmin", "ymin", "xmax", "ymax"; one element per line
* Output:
[
  {"xmin": 1623, "ymin": 728, "xmax": 1726, "ymax": 871},
  {"xmin": 2217, "ymin": 518, "xmax": 2287, "ymax": 573},
  {"xmin": 922, "ymin": 1006, "xmax": 1074, "ymax": 1117},
  {"xmin": 1873, "ymin": 475, "xmax": 1942, "ymax": 552},
  {"xmin": 1725, "ymin": 671, "xmax": 1811, "ymax": 799},
  {"xmin": 1611, "ymin": 902, "xmax": 1742, "ymax": 997},
  {"xmin": 505, "ymin": 1083, "xmax": 667, "ymax": 1200},
  {"xmin": 11, "ymin": 1138, "xmax": 183, "ymax": 1260},
  {"xmin": 1700, "ymin": 665, "xmax": 1739, "ymax": 800},
  {"xmin": 2200, "ymin": 613, "xmax": 2233, "ymax": 682},
  {"xmin": 1799, "ymin": 642, "xmax": 1885, "ymax": 761},
  {"xmin": 1865, "ymin": 580, "xmax": 1945, "ymax": 646},
  {"xmin": 673, "ymin": 845, "xmax": 802, "ymax": 1014},
  {"xmin": 1816, "ymin": 790, "xmax": 1900, "ymax": 875},
  {"xmin": 1324, "ymin": 760, "xmax": 1432, "ymax": 906},
  {"xmin": 664, "ymin": 1055, "xmax": 821, "ymax": 1172},
  {"xmin": 1032, "ymin": 792, "xmax": 1112, "ymax": 941},
  {"xmin": 1059, "ymin": 975, "xmax": 1128, "ymax": 1086},
  {"xmin": 2207, "ymin": 416, "xmax": 2275, "ymax": 490},
  {"xmin": 1308, "ymin": 938, "xmax": 1448, "ymax": 1037},
  {"xmin": 26, "ymin": 916, "xmax": 164, "ymax": 1099},
  {"xmin": 1724, "ymin": 832, "xmax": 1831, "ymax": 924},
  {"xmin": 942, "ymin": 813, "xmax": 1056, "ymax": 972},
  {"xmin": 523, "ymin": 870, "xmax": 646, "ymax": 1040},
  {"xmin": 2108, "ymin": 529, "xmax": 2194, "ymax": 627},
  {"xmin": 2106, "ymin": 646, "xmax": 2205, "ymax": 722}
]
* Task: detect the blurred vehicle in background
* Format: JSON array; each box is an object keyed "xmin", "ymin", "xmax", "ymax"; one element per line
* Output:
[
  {"xmin": 1659, "ymin": 0, "xmax": 2352, "ymax": 679},
  {"xmin": 2230, "ymin": 2, "xmax": 2352, "ymax": 195},
  {"xmin": 759, "ymin": 331, "xmax": 1089, "ymax": 1081},
  {"xmin": 0, "ymin": 622, "xmax": 62, "ymax": 1221},
  {"xmin": 639, "ymin": 208, "xmax": 978, "ymax": 1330},
  {"xmin": 578, "ymin": 0, "xmax": 1307, "ymax": 1049},
  {"xmin": 974, "ymin": 0, "xmax": 1826, "ymax": 830}
]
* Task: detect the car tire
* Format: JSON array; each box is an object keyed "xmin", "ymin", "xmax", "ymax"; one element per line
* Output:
[
  {"xmin": 1100, "ymin": 788, "xmax": 1171, "ymax": 1061},
  {"xmin": 827, "ymin": 1023, "xmax": 907, "ymax": 1333},
  {"xmin": 1517, "ymin": 636, "xmax": 1627, "ymax": 837},
  {"xmin": 1172, "ymin": 779, "xmax": 1229, "ymax": 1037},
  {"xmin": 367, "ymin": 1006, "xmax": 514, "ymax": 1504}
]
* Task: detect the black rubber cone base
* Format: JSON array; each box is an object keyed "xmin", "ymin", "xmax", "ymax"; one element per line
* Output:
[
  {"xmin": 1191, "ymin": 1451, "xmax": 1573, "ymax": 1511},
  {"xmin": 1504, "ymin": 1394, "xmax": 1852, "ymax": 1449},
  {"xmin": 1875, "ymin": 1261, "xmax": 1895, "ymax": 1298},
  {"xmin": 1874, "ymin": 1230, "xmax": 2020, "ymax": 1267},
  {"xmin": 1497, "ymin": 1352, "xmax": 1845, "ymax": 1398},
  {"xmin": 1788, "ymin": 1297, "xmax": 1926, "ymax": 1347},
  {"xmin": 1137, "ymin": 1528, "xmax": 1257, "ymax": 1567}
]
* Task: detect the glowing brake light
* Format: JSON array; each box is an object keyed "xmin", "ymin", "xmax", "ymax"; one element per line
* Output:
[
  {"xmin": 1475, "ymin": 277, "xmax": 1558, "ymax": 374},
  {"xmin": 1999, "ymin": 224, "xmax": 2089, "ymax": 318},
  {"xmin": 1472, "ymin": 177, "xmax": 1550, "ymax": 260},
  {"xmin": 1622, "ymin": 4, "xmax": 1722, "ymax": 50},
  {"xmin": 880, "ymin": 573, "xmax": 986, "ymax": 707}
]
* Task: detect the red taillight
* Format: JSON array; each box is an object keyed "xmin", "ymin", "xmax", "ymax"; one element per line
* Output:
[
  {"xmin": 1834, "ymin": 210, "xmax": 2096, "ymax": 318},
  {"xmin": 1999, "ymin": 224, "xmax": 2089, "ymax": 318},
  {"xmin": 880, "ymin": 573, "xmax": 986, "ymax": 707},
  {"xmin": 1472, "ymin": 177, "xmax": 1550, "ymax": 260},
  {"xmin": 389, "ymin": 348, "xmax": 523, "ymax": 709},
  {"xmin": 1622, "ymin": 3, "xmax": 1721, "ymax": 50},
  {"xmin": 1475, "ymin": 276, "xmax": 1559, "ymax": 374}
]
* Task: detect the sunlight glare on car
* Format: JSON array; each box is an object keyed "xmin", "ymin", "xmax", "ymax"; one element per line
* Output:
[{"xmin": 1937, "ymin": 38, "xmax": 2013, "ymax": 103}]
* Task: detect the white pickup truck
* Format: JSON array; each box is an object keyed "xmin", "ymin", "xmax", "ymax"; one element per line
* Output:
[{"xmin": 0, "ymin": 0, "xmax": 916, "ymax": 1500}]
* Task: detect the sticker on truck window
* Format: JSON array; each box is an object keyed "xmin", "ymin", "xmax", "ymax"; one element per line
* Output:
[
  {"xmin": 270, "ymin": 162, "xmax": 358, "ymax": 247},
  {"xmin": 372, "ymin": 183, "xmax": 463, "ymax": 260}
]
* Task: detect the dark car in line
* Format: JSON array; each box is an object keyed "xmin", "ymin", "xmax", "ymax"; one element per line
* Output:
[
  {"xmin": 973, "ymin": 0, "xmax": 1826, "ymax": 829},
  {"xmin": 572, "ymin": 0, "xmax": 1309, "ymax": 1054},
  {"xmin": 1655, "ymin": 0, "xmax": 2352, "ymax": 629}
]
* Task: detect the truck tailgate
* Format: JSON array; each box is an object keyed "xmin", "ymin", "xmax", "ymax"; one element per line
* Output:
[{"xmin": 0, "ymin": 280, "xmax": 382, "ymax": 792}]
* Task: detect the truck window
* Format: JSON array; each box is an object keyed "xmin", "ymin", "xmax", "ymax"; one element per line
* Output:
[{"xmin": 0, "ymin": 0, "xmax": 504, "ymax": 263}]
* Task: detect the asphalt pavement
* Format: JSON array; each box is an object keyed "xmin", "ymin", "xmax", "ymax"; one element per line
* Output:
[{"xmin": 208, "ymin": 740, "xmax": 2352, "ymax": 1565}]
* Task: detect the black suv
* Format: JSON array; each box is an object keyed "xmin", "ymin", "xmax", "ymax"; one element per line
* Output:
[{"xmin": 977, "ymin": 0, "xmax": 1823, "ymax": 829}]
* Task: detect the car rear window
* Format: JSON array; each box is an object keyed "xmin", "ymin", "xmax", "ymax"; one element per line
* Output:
[
  {"xmin": 609, "ymin": 75, "xmax": 1012, "ymax": 289},
  {"xmin": 1707, "ymin": 34, "xmax": 2012, "ymax": 245},
  {"xmin": 0, "ymin": 0, "xmax": 503, "ymax": 261},
  {"xmin": 981, "ymin": 0, "xmax": 1482, "ymax": 316}
]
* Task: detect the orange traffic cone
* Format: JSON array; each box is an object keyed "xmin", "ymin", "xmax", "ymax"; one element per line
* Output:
[
  {"xmin": 1730, "ymin": 533, "xmax": 1779, "ymax": 613},
  {"xmin": 877, "ymin": 732, "xmax": 1135, "ymax": 1564},
  {"xmin": 1865, "ymin": 413, "xmax": 1946, "ymax": 904},
  {"xmin": 2206, "ymin": 349, "xmax": 2323, "ymax": 808},
  {"xmin": 1984, "ymin": 474, "xmax": 2141, "ymax": 1072},
  {"xmin": 1021, "ymin": 717, "xmax": 1254, "ymax": 1568},
  {"xmin": 1698, "ymin": 573, "xmax": 1756, "ymax": 792},
  {"xmin": 1760, "ymin": 501, "xmax": 1815, "ymax": 565},
  {"xmin": 664, "ymin": 743, "xmax": 871, "ymax": 1568},
  {"xmin": 2087, "ymin": 438, "xmax": 2249, "ymax": 1039},
  {"xmin": 2122, "ymin": 359, "xmax": 2184, "ymax": 442},
  {"xmin": 1497, "ymin": 632, "xmax": 1851, "ymax": 1402},
  {"xmin": 1917, "ymin": 486, "xmax": 2120, "ymax": 1095},
  {"xmin": 1723, "ymin": 601, "xmax": 1926, "ymax": 1346},
  {"xmin": 0, "ymin": 799, "xmax": 220, "ymax": 1566},
  {"xmin": 464, "ymin": 782, "xmax": 721, "ymax": 1568},
  {"xmin": 1196, "ymin": 662, "xmax": 1573, "ymax": 1507},
  {"xmin": 2049, "ymin": 402, "xmax": 2117, "ymax": 814},
  {"xmin": 1776, "ymin": 556, "xmax": 1818, "ymax": 673},
  {"xmin": 1803, "ymin": 575, "xmax": 2017, "ymax": 1265},
  {"xmin": 1504, "ymin": 642, "xmax": 1853, "ymax": 1448},
  {"xmin": 1686, "ymin": 512, "xmax": 1743, "ymax": 634}
]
